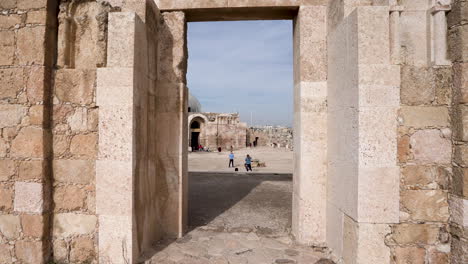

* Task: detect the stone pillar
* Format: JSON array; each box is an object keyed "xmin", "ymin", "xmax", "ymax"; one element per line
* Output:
[
  {"xmin": 448, "ymin": 0, "xmax": 468, "ymax": 262},
  {"xmin": 389, "ymin": 5, "xmax": 404, "ymax": 64},
  {"xmin": 292, "ymin": 5, "xmax": 328, "ymax": 246},
  {"xmin": 327, "ymin": 6, "xmax": 400, "ymax": 263},
  {"xmin": 431, "ymin": 4, "xmax": 452, "ymax": 66}
]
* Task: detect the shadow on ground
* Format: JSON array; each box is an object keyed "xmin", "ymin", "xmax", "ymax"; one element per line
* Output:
[{"xmin": 189, "ymin": 172, "xmax": 293, "ymax": 234}]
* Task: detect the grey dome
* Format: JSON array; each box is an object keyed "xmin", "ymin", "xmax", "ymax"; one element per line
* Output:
[{"xmin": 189, "ymin": 93, "xmax": 202, "ymax": 113}]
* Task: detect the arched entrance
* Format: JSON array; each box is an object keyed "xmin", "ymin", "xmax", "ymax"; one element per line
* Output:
[{"xmin": 190, "ymin": 120, "xmax": 201, "ymax": 150}]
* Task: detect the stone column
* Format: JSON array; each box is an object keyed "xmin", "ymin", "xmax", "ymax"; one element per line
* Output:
[
  {"xmin": 389, "ymin": 5, "xmax": 403, "ymax": 64},
  {"xmin": 431, "ymin": 4, "xmax": 452, "ymax": 66},
  {"xmin": 292, "ymin": 5, "xmax": 328, "ymax": 246}
]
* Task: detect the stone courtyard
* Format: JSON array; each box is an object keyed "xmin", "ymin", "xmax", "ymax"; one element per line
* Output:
[{"xmin": 0, "ymin": 0, "xmax": 468, "ymax": 263}]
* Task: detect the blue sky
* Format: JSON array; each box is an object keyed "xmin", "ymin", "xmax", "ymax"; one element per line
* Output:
[{"xmin": 187, "ymin": 20, "xmax": 293, "ymax": 127}]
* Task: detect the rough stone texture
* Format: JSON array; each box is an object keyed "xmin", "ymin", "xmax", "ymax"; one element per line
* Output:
[
  {"xmin": 21, "ymin": 214, "xmax": 45, "ymax": 238},
  {"xmin": 15, "ymin": 240, "xmax": 43, "ymax": 264},
  {"xmin": 13, "ymin": 182, "xmax": 43, "ymax": 213},
  {"xmin": 0, "ymin": 245, "xmax": 12, "ymax": 264},
  {"xmin": 18, "ymin": 160, "xmax": 43, "ymax": 180},
  {"xmin": 400, "ymin": 190, "xmax": 449, "ymax": 222},
  {"xmin": 53, "ymin": 213, "xmax": 97, "ymax": 238},
  {"xmin": 69, "ymin": 133, "xmax": 98, "ymax": 159},
  {"xmin": 53, "ymin": 160, "xmax": 94, "ymax": 184},
  {"xmin": 70, "ymin": 237, "xmax": 95, "ymax": 263},
  {"xmin": 10, "ymin": 127, "xmax": 44, "ymax": 158},
  {"xmin": 410, "ymin": 129, "xmax": 451, "ymax": 164},
  {"xmin": 0, "ymin": 185, "xmax": 13, "ymax": 211},
  {"xmin": 54, "ymin": 185, "xmax": 86, "ymax": 211},
  {"xmin": 54, "ymin": 69, "xmax": 96, "ymax": 105},
  {"xmin": 392, "ymin": 224, "xmax": 439, "ymax": 245},
  {"xmin": 399, "ymin": 106, "xmax": 449, "ymax": 128},
  {"xmin": 394, "ymin": 247, "xmax": 425, "ymax": 264},
  {"xmin": 0, "ymin": 215, "xmax": 20, "ymax": 239}
]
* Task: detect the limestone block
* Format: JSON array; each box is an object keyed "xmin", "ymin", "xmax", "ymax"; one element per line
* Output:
[
  {"xmin": 399, "ymin": 106, "xmax": 450, "ymax": 128},
  {"xmin": 356, "ymin": 223, "xmax": 391, "ymax": 264},
  {"xmin": 401, "ymin": 165, "xmax": 449, "ymax": 189},
  {"xmin": 17, "ymin": 0, "xmax": 47, "ymax": 9},
  {"xmin": 326, "ymin": 203, "xmax": 344, "ymax": 257},
  {"xmin": 0, "ymin": 139, "xmax": 7, "ymax": 158},
  {"xmin": 17, "ymin": 26, "xmax": 46, "ymax": 65},
  {"xmin": 15, "ymin": 240, "xmax": 43, "ymax": 264},
  {"xmin": 434, "ymin": 67, "xmax": 452, "ymax": 105},
  {"xmin": 0, "ymin": 105, "xmax": 27, "ymax": 128},
  {"xmin": 107, "ymin": 12, "xmax": 137, "ymax": 67},
  {"xmin": 356, "ymin": 7, "xmax": 389, "ymax": 65},
  {"xmin": 0, "ymin": 0, "xmax": 16, "ymax": 9},
  {"xmin": 159, "ymin": 0, "xmax": 228, "ymax": 9},
  {"xmin": 0, "ymin": 185, "xmax": 13, "ymax": 211},
  {"xmin": 52, "ymin": 239, "xmax": 68, "ymax": 263},
  {"xmin": 0, "ymin": 245, "xmax": 12, "ymax": 264},
  {"xmin": 229, "ymin": 0, "xmax": 299, "ymax": 8},
  {"xmin": 454, "ymin": 63, "xmax": 468, "ymax": 103},
  {"xmin": 0, "ymin": 31, "xmax": 15, "ymax": 65},
  {"xmin": 28, "ymin": 105, "xmax": 44, "ymax": 125},
  {"xmin": 0, "ymin": 215, "xmax": 20, "ymax": 239},
  {"xmin": 410, "ymin": 129, "xmax": 451, "ymax": 164},
  {"xmin": 0, "ymin": 68, "xmax": 24, "ymax": 99},
  {"xmin": 26, "ymin": 66, "xmax": 47, "ymax": 103},
  {"xmin": 55, "ymin": 69, "xmax": 96, "ymax": 105},
  {"xmin": 53, "ymin": 213, "xmax": 97, "ymax": 238},
  {"xmin": 0, "ymin": 160, "xmax": 15, "ymax": 181},
  {"xmin": 18, "ymin": 160, "xmax": 43, "ymax": 180},
  {"xmin": 358, "ymin": 167, "xmax": 399, "ymax": 223},
  {"xmin": 54, "ymin": 185, "xmax": 86, "ymax": 211},
  {"xmin": 70, "ymin": 237, "xmax": 95, "ymax": 263},
  {"xmin": 359, "ymin": 107, "xmax": 397, "ymax": 167},
  {"xmin": 400, "ymin": 11, "xmax": 429, "ymax": 66},
  {"xmin": 343, "ymin": 215, "xmax": 358, "ymax": 264},
  {"xmin": 98, "ymin": 107, "xmax": 133, "ymax": 161},
  {"xmin": 96, "ymin": 68, "xmax": 134, "ymax": 106},
  {"xmin": 158, "ymin": 12, "xmax": 187, "ymax": 84},
  {"xmin": 70, "ymin": 133, "xmax": 98, "ymax": 159},
  {"xmin": 0, "ymin": 14, "xmax": 21, "ymax": 29},
  {"xmin": 448, "ymin": 0, "xmax": 468, "ymax": 28},
  {"xmin": 394, "ymin": 247, "xmax": 425, "ymax": 264},
  {"xmin": 96, "ymin": 160, "xmax": 133, "ymax": 216},
  {"xmin": 449, "ymin": 196, "xmax": 468, "ymax": 227},
  {"xmin": 67, "ymin": 107, "xmax": 89, "ymax": 132},
  {"xmin": 449, "ymin": 24, "xmax": 468, "ymax": 63},
  {"xmin": 26, "ymin": 10, "xmax": 47, "ymax": 24},
  {"xmin": 53, "ymin": 160, "xmax": 94, "ymax": 184},
  {"xmin": 98, "ymin": 215, "xmax": 134, "ymax": 264},
  {"xmin": 392, "ymin": 224, "xmax": 439, "ymax": 245},
  {"xmin": 21, "ymin": 214, "xmax": 45, "ymax": 238},
  {"xmin": 452, "ymin": 167, "xmax": 468, "ymax": 198},
  {"xmin": 454, "ymin": 145, "xmax": 468, "ymax": 167},
  {"xmin": 14, "ymin": 182, "xmax": 43, "ymax": 213},
  {"xmin": 401, "ymin": 66, "xmax": 434, "ymax": 105},
  {"xmin": 401, "ymin": 190, "xmax": 449, "ymax": 222},
  {"xmin": 451, "ymin": 236, "xmax": 468, "ymax": 264}
]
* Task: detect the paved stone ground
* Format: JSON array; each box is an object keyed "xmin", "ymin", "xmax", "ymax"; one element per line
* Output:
[{"xmin": 142, "ymin": 172, "xmax": 333, "ymax": 263}]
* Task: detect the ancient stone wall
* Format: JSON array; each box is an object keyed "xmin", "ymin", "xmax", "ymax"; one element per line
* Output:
[
  {"xmin": 448, "ymin": 0, "xmax": 468, "ymax": 262},
  {"xmin": 0, "ymin": 0, "xmax": 57, "ymax": 263}
]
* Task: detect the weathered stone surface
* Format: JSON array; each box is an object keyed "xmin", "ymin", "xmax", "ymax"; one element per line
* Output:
[
  {"xmin": 70, "ymin": 237, "xmax": 95, "ymax": 263},
  {"xmin": 434, "ymin": 67, "xmax": 452, "ymax": 105},
  {"xmin": 0, "ymin": 244, "xmax": 12, "ymax": 264},
  {"xmin": 26, "ymin": 10, "xmax": 47, "ymax": 24},
  {"xmin": 401, "ymin": 190, "xmax": 449, "ymax": 222},
  {"xmin": 449, "ymin": 196, "xmax": 468, "ymax": 228},
  {"xmin": 410, "ymin": 129, "xmax": 451, "ymax": 164},
  {"xmin": 449, "ymin": 24, "xmax": 468, "ymax": 63},
  {"xmin": 451, "ymin": 236, "xmax": 468, "ymax": 264},
  {"xmin": 15, "ymin": 240, "xmax": 43, "ymax": 264},
  {"xmin": 0, "ymin": 0, "xmax": 17, "ymax": 9},
  {"xmin": 452, "ymin": 167, "xmax": 468, "ymax": 198},
  {"xmin": 397, "ymin": 135, "xmax": 410, "ymax": 163},
  {"xmin": 26, "ymin": 66, "xmax": 46, "ymax": 103},
  {"xmin": 53, "ymin": 213, "xmax": 97, "ymax": 237},
  {"xmin": 53, "ymin": 160, "xmax": 94, "ymax": 184},
  {"xmin": 17, "ymin": 0, "xmax": 47, "ymax": 9},
  {"xmin": 67, "ymin": 107, "xmax": 89, "ymax": 132},
  {"xmin": 455, "ymin": 145, "xmax": 468, "ymax": 167},
  {"xmin": 0, "ymin": 105, "xmax": 27, "ymax": 128},
  {"xmin": 428, "ymin": 248, "xmax": 449, "ymax": 263},
  {"xmin": 53, "ymin": 135, "xmax": 69, "ymax": 156},
  {"xmin": 52, "ymin": 239, "xmax": 68, "ymax": 263},
  {"xmin": 401, "ymin": 165, "xmax": 449, "ymax": 189},
  {"xmin": 0, "ymin": 30, "xmax": 14, "ymax": 65},
  {"xmin": 21, "ymin": 214, "xmax": 44, "ymax": 238},
  {"xmin": 0, "ymin": 185, "xmax": 13, "ymax": 211},
  {"xmin": 0, "ymin": 68, "xmax": 23, "ymax": 100},
  {"xmin": 454, "ymin": 63, "xmax": 468, "ymax": 103},
  {"xmin": 13, "ymin": 182, "xmax": 43, "ymax": 213},
  {"xmin": 55, "ymin": 69, "xmax": 96, "ymax": 105},
  {"xmin": 17, "ymin": 26, "xmax": 46, "ymax": 65},
  {"xmin": 392, "ymin": 224, "xmax": 439, "ymax": 245},
  {"xmin": 0, "ymin": 140, "xmax": 7, "ymax": 158},
  {"xmin": 0, "ymin": 160, "xmax": 15, "ymax": 181},
  {"xmin": 394, "ymin": 247, "xmax": 425, "ymax": 264},
  {"xmin": 10, "ymin": 127, "xmax": 44, "ymax": 158},
  {"xmin": 70, "ymin": 133, "xmax": 97, "ymax": 159},
  {"xmin": 456, "ymin": 104, "xmax": 468, "ymax": 142},
  {"xmin": 401, "ymin": 66, "xmax": 434, "ymax": 105},
  {"xmin": 399, "ymin": 106, "xmax": 449, "ymax": 128},
  {"xmin": 0, "ymin": 215, "xmax": 20, "ymax": 239},
  {"xmin": 0, "ymin": 14, "xmax": 21, "ymax": 29},
  {"xmin": 28, "ymin": 105, "xmax": 43, "ymax": 125},
  {"xmin": 54, "ymin": 185, "xmax": 86, "ymax": 211},
  {"xmin": 18, "ymin": 160, "xmax": 43, "ymax": 180}
]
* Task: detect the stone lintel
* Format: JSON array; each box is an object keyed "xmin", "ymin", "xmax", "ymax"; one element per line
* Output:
[
  {"xmin": 430, "ymin": 5, "xmax": 451, "ymax": 14},
  {"xmin": 389, "ymin": 5, "xmax": 404, "ymax": 12}
]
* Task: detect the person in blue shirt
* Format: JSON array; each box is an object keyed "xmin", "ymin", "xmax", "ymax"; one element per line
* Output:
[
  {"xmin": 245, "ymin": 154, "xmax": 252, "ymax": 171},
  {"xmin": 228, "ymin": 152, "xmax": 235, "ymax": 168}
]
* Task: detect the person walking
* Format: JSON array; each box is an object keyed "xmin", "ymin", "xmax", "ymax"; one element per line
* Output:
[
  {"xmin": 228, "ymin": 151, "xmax": 235, "ymax": 168},
  {"xmin": 245, "ymin": 154, "xmax": 252, "ymax": 171}
]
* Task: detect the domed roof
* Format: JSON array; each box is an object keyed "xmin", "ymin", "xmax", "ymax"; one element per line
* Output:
[{"xmin": 189, "ymin": 93, "xmax": 202, "ymax": 113}]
